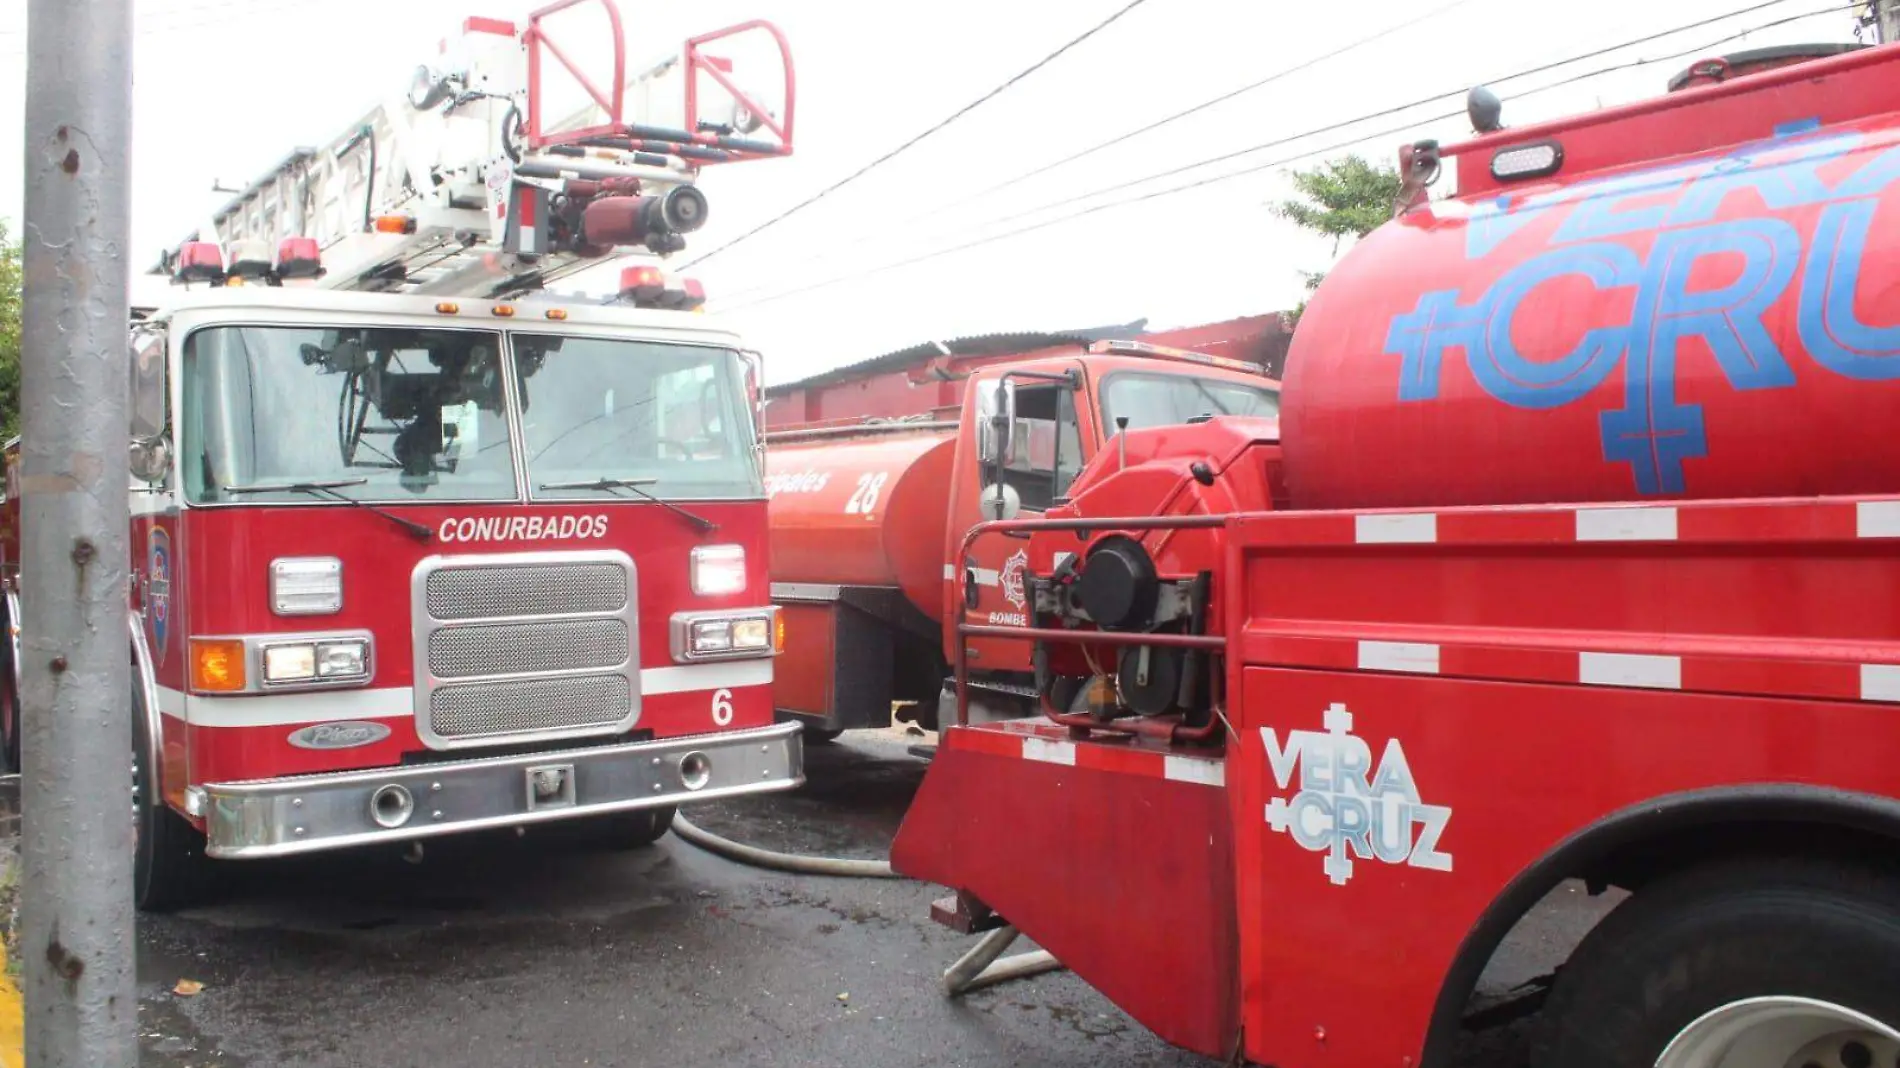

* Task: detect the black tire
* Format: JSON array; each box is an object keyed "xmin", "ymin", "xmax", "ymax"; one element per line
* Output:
[
  {"xmin": 802, "ymin": 726, "xmax": 844, "ymax": 745},
  {"xmin": 587, "ymin": 805, "xmax": 676, "ymax": 850},
  {"xmin": 1536, "ymin": 857, "xmax": 1900, "ymax": 1068},
  {"xmin": 132, "ymin": 689, "xmax": 213, "ymax": 912}
]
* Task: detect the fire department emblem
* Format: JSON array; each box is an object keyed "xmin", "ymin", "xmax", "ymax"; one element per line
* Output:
[
  {"xmin": 1000, "ymin": 549, "xmax": 1028, "ymax": 610},
  {"xmin": 147, "ymin": 527, "xmax": 172, "ymax": 665},
  {"xmin": 1261, "ymin": 703, "xmax": 1453, "ymax": 885}
]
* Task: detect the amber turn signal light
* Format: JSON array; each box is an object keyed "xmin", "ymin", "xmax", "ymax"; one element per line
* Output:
[{"xmin": 190, "ymin": 638, "xmax": 247, "ymax": 692}]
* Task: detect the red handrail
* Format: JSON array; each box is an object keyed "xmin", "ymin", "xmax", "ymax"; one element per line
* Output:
[
  {"xmin": 522, "ymin": 1, "xmax": 794, "ymax": 160},
  {"xmin": 523, "ymin": 0, "xmax": 625, "ymax": 152},
  {"xmin": 685, "ymin": 20, "xmax": 797, "ymax": 157},
  {"xmin": 950, "ymin": 514, "xmax": 1235, "ymax": 739}
]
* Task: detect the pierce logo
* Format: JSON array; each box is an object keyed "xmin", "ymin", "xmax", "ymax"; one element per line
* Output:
[
  {"xmin": 1262, "ymin": 703, "xmax": 1453, "ymax": 885},
  {"xmin": 1000, "ymin": 549, "xmax": 1028, "ymax": 611},
  {"xmin": 147, "ymin": 528, "xmax": 172, "ymax": 665},
  {"xmin": 287, "ymin": 721, "xmax": 392, "ymax": 750}
]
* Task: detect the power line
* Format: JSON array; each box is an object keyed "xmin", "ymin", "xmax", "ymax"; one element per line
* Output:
[
  {"xmin": 712, "ymin": 0, "xmax": 1484, "ymax": 281},
  {"xmin": 718, "ymin": 1, "xmax": 1858, "ymax": 313},
  {"xmin": 716, "ymin": 0, "xmax": 1819, "ymax": 302},
  {"xmin": 714, "ymin": 0, "xmax": 1839, "ymax": 304},
  {"xmin": 678, "ymin": 0, "xmax": 1157, "ymax": 270}
]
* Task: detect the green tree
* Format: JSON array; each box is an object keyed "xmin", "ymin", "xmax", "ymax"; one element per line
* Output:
[
  {"xmin": 1269, "ymin": 154, "xmax": 1404, "ymax": 323},
  {"xmin": 0, "ymin": 220, "xmax": 19, "ymax": 441}
]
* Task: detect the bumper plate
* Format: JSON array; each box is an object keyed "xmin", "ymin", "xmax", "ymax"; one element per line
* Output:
[{"xmin": 202, "ymin": 721, "xmax": 804, "ymax": 859}]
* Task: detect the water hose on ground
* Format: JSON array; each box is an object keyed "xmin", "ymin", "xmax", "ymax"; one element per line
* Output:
[
  {"xmin": 666, "ymin": 812, "xmax": 1066, "ymax": 995},
  {"xmin": 668, "ymin": 812, "xmax": 906, "ymax": 879}
]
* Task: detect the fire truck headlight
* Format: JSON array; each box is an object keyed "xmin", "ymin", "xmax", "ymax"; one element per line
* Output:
[
  {"xmin": 261, "ymin": 638, "xmax": 370, "ymax": 685},
  {"xmin": 690, "ymin": 619, "xmax": 735, "ymax": 653},
  {"xmin": 671, "ymin": 609, "xmax": 776, "ymax": 661},
  {"xmin": 690, "ymin": 544, "xmax": 746, "ymax": 597},
  {"xmin": 264, "ymin": 644, "xmax": 318, "ymax": 683},
  {"xmin": 316, "ymin": 640, "xmax": 369, "ymax": 679},
  {"xmin": 271, "ymin": 557, "xmax": 343, "ymax": 615}
]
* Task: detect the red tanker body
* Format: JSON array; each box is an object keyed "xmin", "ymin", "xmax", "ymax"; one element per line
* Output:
[
  {"xmin": 892, "ymin": 39, "xmax": 1900, "ymax": 1068},
  {"xmin": 766, "ymin": 429, "xmax": 956, "ymax": 617},
  {"xmin": 1282, "ymin": 41, "xmax": 1900, "ymax": 510}
]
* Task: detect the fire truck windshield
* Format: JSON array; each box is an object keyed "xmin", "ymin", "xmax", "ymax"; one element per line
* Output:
[
  {"xmin": 1099, "ymin": 371, "xmax": 1280, "ymax": 432},
  {"xmin": 179, "ymin": 325, "xmax": 762, "ymax": 506},
  {"xmin": 514, "ymin": 335, "xmax": 762, "ymax": 501},
  {"xmin": 182, "ymin": 324, "xmax": 519, "ymax": 504}
]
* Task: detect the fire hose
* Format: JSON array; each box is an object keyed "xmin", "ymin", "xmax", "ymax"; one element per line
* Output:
[
  {"xmin": 666, "ymin": 811, "xmax": 1063, "ymax": 995},
  {"xmin": 667, "ymin": 811, "xmax": 904, "ymax": 879}
]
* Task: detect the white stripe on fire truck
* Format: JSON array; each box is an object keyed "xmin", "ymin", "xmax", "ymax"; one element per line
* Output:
[
  {"xmin": 1021, "ymin": 736, "xmax": 1076, "ymax": 766},
  {"xmin": 1357, "ymin": 640, "xmax": 1441, "ymax": 675},
  {"xmin": 170, "ymin": 685, "xmax": 414, "ymax": 728},
  {"xmin": 1578, "ymin": 652, "xmax": 1683, "ymax": 691},
  {"xmin": 1862, "ymin": 664, "xmax": 1900, "ymax": 703},
  {"xmin": 1858, "ymin": 501, "xmax": 1900, "ymax": 538},
  {"xmin": 1162, "ymin": 754, "xmax": 1225, "ymax": 786},
  {"xmin": 642, "ymin": 658, "xmax": 773, "ymax": 695},
  {"xmin": 1354, "ymin": 513, "xmax": 1437, "ymax": 544},
  {"xmin": 159, "ymin": 661, "xmax": 774, "ymax": 729},
  {"xmin": 1575, "ymin": 506, "xmax": 1678, "ymax": 542}
]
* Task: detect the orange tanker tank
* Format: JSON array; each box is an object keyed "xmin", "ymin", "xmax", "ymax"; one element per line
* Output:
[
  {"xmin": 765, "ymin": 425, "xmax": 956, "ymax": 616},
  {"xmin": 764, "ymin": 424, "xmax": 958, "ymax": 737}
]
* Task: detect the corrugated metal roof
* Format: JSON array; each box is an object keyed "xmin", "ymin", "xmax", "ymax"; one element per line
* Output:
[{"xmin": 767, "ymin": 319, "xmax": 1151, "ymax": 396}]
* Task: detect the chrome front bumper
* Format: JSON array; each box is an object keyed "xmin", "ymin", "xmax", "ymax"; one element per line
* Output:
[{"xmin": 201, "ymin": 721, "xmax": 804, "ymax": 859}]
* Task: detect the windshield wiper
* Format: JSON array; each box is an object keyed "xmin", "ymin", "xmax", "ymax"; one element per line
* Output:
[
  {"xmin": 223, "ymin": 478, "xmax": 434, "ymax": 541},
  {"xmin": 539, "ymin": 477, "xmax": 718, "ymax": 534}
]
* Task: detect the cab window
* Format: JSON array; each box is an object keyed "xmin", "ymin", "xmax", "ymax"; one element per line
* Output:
[{"xmin": 1001, "ymin": 384, "xmax": 1082, "ymax": 512}]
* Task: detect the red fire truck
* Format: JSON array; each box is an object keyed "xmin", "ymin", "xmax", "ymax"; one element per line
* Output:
[
  {"xmin": 760, "ymin": 322, "xmax": 1284, "ymax": 740},
  {"xmin": 892, "ymin": 40, "xmax": 1900, "ymax": 1067},
  {"xmin": 0, "ymin": 1, "xmax": 805, "ymax": 911}
]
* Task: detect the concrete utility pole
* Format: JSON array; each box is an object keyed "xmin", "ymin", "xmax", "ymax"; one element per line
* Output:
[{"xmin": 20, "ymin": 0, "xmax": 138, "ymax": 1064}]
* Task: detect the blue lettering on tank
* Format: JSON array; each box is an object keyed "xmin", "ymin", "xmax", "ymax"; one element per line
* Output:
[
  {"xmin": 1388, "ymin": 244, "xmax": 1639, "ymax": 408},
  {"xmin": 1389, "ymin": 121, "xmax": 1900, "ymax": 496},
  {"xmin": 1599, "ymin": 219, "xmax": 1799, "ymax": 493},
  {"xmin": 1799, "ymin": 198, "xmax": 1900, "ymax": 381}
]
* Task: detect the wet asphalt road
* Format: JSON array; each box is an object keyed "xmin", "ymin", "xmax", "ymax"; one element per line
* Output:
[{"xmin": 135, "ymin": 730, "xmax": 1613, "ymax": 1067}]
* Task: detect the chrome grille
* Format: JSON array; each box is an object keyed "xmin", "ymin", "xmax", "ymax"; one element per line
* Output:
[
  {"xmin": 429, "ymin": 675, "xmax": 632, "ymax": 739},
  {"xmin": 412, "ymin": 551, "xmax": 641, "ymax": 749},
  {"xmin": 427, "ymin": 619, "xmax": 629, "ymax": 679},
  {"xmin": 425, "ymin": 563, "xmax": 628, "ymax": 620}
]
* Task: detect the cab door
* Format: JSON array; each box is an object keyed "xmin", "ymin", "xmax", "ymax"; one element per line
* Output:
[{"xmin": 947, "ymin": 361, "xmax": 1103, "ymax": 680}]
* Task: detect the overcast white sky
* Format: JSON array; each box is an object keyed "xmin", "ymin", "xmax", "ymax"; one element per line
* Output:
[{"xmin": 0, "ymin": 0, "xmax": 1872, "ymax": 384}]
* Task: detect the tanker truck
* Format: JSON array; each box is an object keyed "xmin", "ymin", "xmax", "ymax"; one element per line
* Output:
[
  {"xmin": 889, "ymin": 39, "xmax": 1900, "ymax": 1068},
  {"xmin": 763, "ymin": 335, "xmax": 1280, "ymax": 740}
]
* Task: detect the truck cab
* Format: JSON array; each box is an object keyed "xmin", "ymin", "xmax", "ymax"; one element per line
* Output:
[{"xmin": 764, "ymin": 338, "xmax": 1279, "ymax": 738}]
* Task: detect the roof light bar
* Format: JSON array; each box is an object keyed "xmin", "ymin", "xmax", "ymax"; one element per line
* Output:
[{"xmin": 1086, "ymin": 339, "xmax": 1264, "ymax": 377}]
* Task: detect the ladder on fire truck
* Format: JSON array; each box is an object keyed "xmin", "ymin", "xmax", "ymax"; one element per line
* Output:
[{"xmin": 153, "ymin": 0, "xmax": 794, "ymax": 302}]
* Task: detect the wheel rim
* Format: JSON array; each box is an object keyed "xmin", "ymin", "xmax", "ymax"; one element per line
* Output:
[{"xmin": 1656, "ymin": 996, "xmax": 1900, "ymax": 1068}]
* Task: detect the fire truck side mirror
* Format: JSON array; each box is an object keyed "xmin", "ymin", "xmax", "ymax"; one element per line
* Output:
[
  {"xmin": 129, "ymin": 434, "xmax": 171, "ymax": 487},
  {"xmin": 976, "ymin": 379, "xmax": 1017, "ymax": 468}
]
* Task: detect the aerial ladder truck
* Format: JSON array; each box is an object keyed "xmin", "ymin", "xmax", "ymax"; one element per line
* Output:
[{"xmin": 1, "ymin": 0, "xmax": 803, "ymax": 911}]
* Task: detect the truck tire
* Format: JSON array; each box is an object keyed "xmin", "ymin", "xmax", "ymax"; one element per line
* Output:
[
  {"xmin": 587, "ymin": 805, "xmax": 676, "ymax": 851},
  {"xmin": 1536, "ymin": 857, "xmax": 1900, "ymax": 1068},
  {"xmin": 802, "ymin": 727, "xmax": 843, "ymax": 745},
  {"xmin": 132, "ymin": 688, "xmax": 212, "ymax": 912}
]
